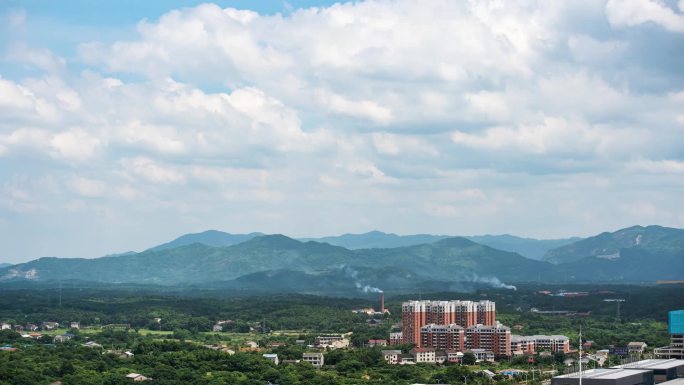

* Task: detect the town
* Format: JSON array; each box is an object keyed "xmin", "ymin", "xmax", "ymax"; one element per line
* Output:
[{"xmin": 1, "ymin": 292, "xmax": 683, "ymax": 385}]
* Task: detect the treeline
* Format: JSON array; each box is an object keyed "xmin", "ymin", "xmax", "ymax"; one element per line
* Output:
[{"xmin": 0, "ymin": 337, "xmax": 526, "ymax": 385}]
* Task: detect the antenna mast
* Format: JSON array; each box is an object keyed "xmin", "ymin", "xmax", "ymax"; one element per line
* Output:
[{"xmin": 579, "ymin": 326, "xmax": 583, "ymax": 385}]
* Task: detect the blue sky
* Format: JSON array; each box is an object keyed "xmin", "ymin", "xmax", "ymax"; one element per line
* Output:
[{"xmin": 1, "ymin": 0, "xmax": 684, "ymax": 263}]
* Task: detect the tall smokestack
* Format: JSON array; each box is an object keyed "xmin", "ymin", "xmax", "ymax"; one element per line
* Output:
[{"xmin": 380, "ymin": 291, "xmax": 385, "ymax": 313}]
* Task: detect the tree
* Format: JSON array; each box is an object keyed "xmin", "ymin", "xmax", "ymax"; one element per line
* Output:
[{"xmin": 462, "ymin": 352, "xmax": 477, "ymax": 365}]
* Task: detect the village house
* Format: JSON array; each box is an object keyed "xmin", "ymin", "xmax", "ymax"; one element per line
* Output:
[
  {"xmin": 628, "ymin": 342, "xmax": 648, "ymax": 354},
  {"xmin": 382, "ymin": 349, "xmax": 402, "ymax": 365},
  {"xmin": 42, "ymin": 322, "xmax": 59, "ymax": 330},
  {"xmin": 302, "ymin": 352, "xmax": 324, "ymax": 368},
  {"xmin": 368, "ymin": 339, "xmax": 388, "ymax": 347},
  {"xmin": 125, "ymin": 373, "xmax": 150, "ymax": 381},
  {"xmin": 263, "ymin": 353, "xmax": 279, "ymax": 365},
  {"xmin": 410, "ymin": 347, "xmax": 436, "ymax": 363},
  {"xmin": 53, "ymin": 333, "xmax": 74, "ymax": 343}
]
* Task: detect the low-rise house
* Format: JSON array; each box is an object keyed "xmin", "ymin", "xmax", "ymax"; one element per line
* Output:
[
  {"xmin": 263, "ymin": 353, "xmax": 279, "ymax": 365},
  {"xmin": 268, "ymin": 342, "xmax": 287, "ymax": 348},
  {"xmin": 302, "ymin": 352, "xmax": 324, "ymax": 368},
  {"xmin": 382, "ymin": 349, "xmax": 402, "ymax": 365},
  {"xmin": 212, "ymin": 324, "xmax": 223, "ymax": 332},
  {"xmin": 466, "ymin": 349, "xmax": 495, "ymax": 362},
  {"xmin": 368, "ymin": 339, "xmax": 388, "ymax": 347},
  {"xmin": 281, "ymin": 359, "xmax": 301, "ymax": 365},
  {"xmin": 13, "ymin": 325, "xmax": 23, "ymax": 332},
  {"xmin": 54, "ymin": 333, "xmax": 74, "ymax": 343},
  {"xmin": 1, "ymin": 323, "xmax": 11, "ymax": 330},
  {"xmin": 70, "ymin": 322, "xmax": 80, "ymax": 329},
  {"xmin": 478, "ymin": 370, "xmax": 496, "ymax": 379},
  {"xmin": 628, "ymin": 342, "xmax": 648, "ymax": 354},
  {"xmin": 584, "ymin": 341, "xmax": 596, "ymax": 350},
  {"xmin": 586, "ymin": 354, "xmax": 608, "ymax": 367},
  {"xmin": 410, "ymin": 347, "xmax": 436, "ymax": 363},
  {"xmin": 42, "ymin": 322, "xmax": 59, "ymax": 330},
  {"xmin": 295, "ymin": 340, "xmax": 306, "ymax": 345},
  {"xmin": 106, "ymin": 350, "xmax": 134, "ymax": 359},
  {"xmin": 446, "ymin": 350, "xmax": 463, "ymax": 363},
  {"xmin": 398, "ymin": 353, "xmax": 416, "ymax": 365},
  {"xmin": 0, "ymin": 345, "xmax": 18, "ymax": 352},
  {"xmin": 25, "ymin": 324, "xmax": 38, "ymax": 331},
  {"xmin": 244, "ymin": 341, "xmax": 259, "ymax": 349},
  {"xmin": 83, "ymin": 341, "xmax": 102, "ymax": 348},
  {"xmin": 125, "ymin": 373, "xmax": 150, "ymax": 381}
]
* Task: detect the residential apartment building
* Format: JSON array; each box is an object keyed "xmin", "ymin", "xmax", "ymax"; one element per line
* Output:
[
  {"xmin": 511, "ymin": 335, "xmax": 536, "ymax": 355},
  {"xmin": 389, "ymin": 332, "xmax": 403, "ymax": 345},
  {"xmin": 401, "ymin": 300, "xmax": 496, "ymax": 345},
  {"xmin": 528, "ymin": 335, "xmax": 570, "ymax": 353},
  {"xmin": 466, "ymin": 322, "xmax": 511, "ymax": 357},
  {"xmin": 420, "ymin": 323, "xmax": 465, "ymax": 351}
]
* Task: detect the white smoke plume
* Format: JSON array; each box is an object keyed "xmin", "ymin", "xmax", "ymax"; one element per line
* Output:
[
  {"xmin": 339, "ymin": 265, "xmax": 383, "ymax": 293},
  {"xmin": 465, "ymin": 273, "xmax": 517, "ymax": 290},
  {"xmin": 355, "ymin": 282, "xmax": 383, "ymax": 293}
]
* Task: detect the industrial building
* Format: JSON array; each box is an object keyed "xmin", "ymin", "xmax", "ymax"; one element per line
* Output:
[
  {"xmin": 612, "ymin": 359, "xmax": 684, "ymax": 383},
  {"xmin": 656, "ymin": 311, "xmax": 684, "ymax": 359},
  {"xmin": 551, "ymin": 369, "xmax": 654, "ymax": 385}
]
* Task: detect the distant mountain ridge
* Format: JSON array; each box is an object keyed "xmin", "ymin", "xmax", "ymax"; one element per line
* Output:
[
  {"xmin": 1, "ymin": 225, "xmax": 682, "ymax": 292},
  {"xmin": 0, "ymin": 263, "xmax": 11, "ymax": 269},
  {"xmin": 543, "ymin": 225, "xmax": 684, "ymax": 264},
  {"xmin": 148, "ymin": 230, "xmax": 575, "ymax": 260},
  {"xmin": 149, "ymin": 230, "xmax": 265, "ymax": 251}
]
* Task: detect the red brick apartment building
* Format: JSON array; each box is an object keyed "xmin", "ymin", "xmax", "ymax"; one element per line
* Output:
[{"xmin": 401, "ymin": 300, "xmax": 496, "ymax": 346}]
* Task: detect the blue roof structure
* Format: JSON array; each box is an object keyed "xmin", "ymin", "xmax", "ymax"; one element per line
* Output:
[{"xmin": 669, "ymin": 310, "xmax": 684, "ymax": 334}]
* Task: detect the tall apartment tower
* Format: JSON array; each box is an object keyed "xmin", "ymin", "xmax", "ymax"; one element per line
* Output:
[
  {"xmin": 402, "ymin": 301, "xmax": 429, "ymax": 345},
  {"xmin": 401, "ymin": 300, "xmax": 497, "ymax": 346},
  {"xmin": 465, "ymin": 322, "xmax": 511, "ymax": 357},
  {"xmin": 477, "ymin": 300, "xmax": 496, "ymax": 326},
  {"xmin": 420, "ymin": 323, "xmax": 465, "ymax": 351}
]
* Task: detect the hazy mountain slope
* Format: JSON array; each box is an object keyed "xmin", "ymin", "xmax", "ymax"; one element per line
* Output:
[
  {"xmin": 0, "ymin": 263, "xmax": 11, "ymax": 269},
  {"xmin": 305, "ymin": 231, "xmax": 578, "ymax": 260},
  {"xmin": 303, "ymin": 231, "xmax": 449, "ymax": 249},
  {"xmin": 3, "ymin": 226, "xmax": 682, "ymax": 288},
  {"xmin": 0, "ymin": 235, "xmax": 357, "ymax": 285},
  {"xmin": 465, "ymin": 235, "xmax": 580, "ymax": 260},
  {"xmin": 148, "ymin": 230, "xmax": 264, "ymax": 251},
  {"xmin": 0, "ymin": 235, "xmax": 541, "ymax": 285},
  {"xmin": 543, "ymin": 225, "xmax": 684, "ymax": 264},
  {"xmin": 557, "ymin": 246, "xmax": 684, "ymax": 282},
  {"xmin": 352, "ymin": 237, "xmax": 555, "ymax": 282}
]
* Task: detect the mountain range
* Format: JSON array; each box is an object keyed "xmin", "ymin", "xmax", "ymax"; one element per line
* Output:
[{"xmin": 1, "ymin": 225, "xmax": 682, "ymax": 294}]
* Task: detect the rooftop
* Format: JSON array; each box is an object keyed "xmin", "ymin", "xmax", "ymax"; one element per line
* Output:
[
  {"xmin": 613, "ymin": 359, "xmax": 684, "ymax": 370},
  {"xmin": 659, "ymin": 379, "xmax": 684, "ymax": 385},
  {"xmin": 554, "ymin": 369, "xmax": 652, "ymax": 380}
]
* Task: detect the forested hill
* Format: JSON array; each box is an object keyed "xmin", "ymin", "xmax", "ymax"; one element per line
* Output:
[
  {"xmin": 1, "ymin": 226, "xmax": 683, "ymax": 291},
  {"xmin": 543, "ymin": 225, "xmax": 684, "ymax": 264},
  {"xmin": 151, "ymin": 230, "xmax": 578, "ymax": 260}
]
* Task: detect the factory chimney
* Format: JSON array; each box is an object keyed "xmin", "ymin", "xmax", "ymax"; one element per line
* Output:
[{"xmin": 380, "ymin": 291, "xmax": 385, "ymax": 313}]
